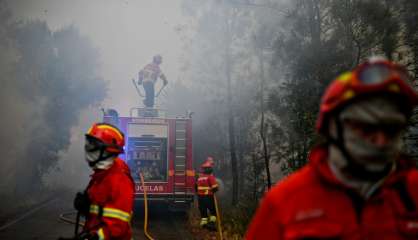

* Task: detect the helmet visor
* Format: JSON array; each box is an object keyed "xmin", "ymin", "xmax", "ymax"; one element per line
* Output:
[
  {"xmin": 358, "ymin": 63, "xmax": 409, "ymax": 85},
  {"xmin": 85, "ymin": 135, "xmax": 105, "ymax": 152}
]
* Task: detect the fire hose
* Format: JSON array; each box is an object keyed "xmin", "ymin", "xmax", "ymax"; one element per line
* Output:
[
  {"xmin": 155, "ymin": 84, "xmax": 166, "ymax": 98},
  {"xmin": 57, "ymin": 211, "xmax": 84, "ymax": 240},
  {"xmin": 139, "ymin": 172, "xmax": 154, "ymax": 240},
  {"xmin": 132, "ymin": 78, "xmax": 144, "ymax": 97},
  {"xmin": 213, "ymin": 194, "xmax": 223, "ymax": 240},
  {"xmin": 59, "ymin": 211, "xmax": 84, "ymax": 227}
]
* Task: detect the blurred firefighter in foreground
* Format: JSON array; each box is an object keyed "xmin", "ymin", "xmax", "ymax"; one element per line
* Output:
[
  {"xmin": 246, "ymin": 58, "xmax": 418, "ymax": 239},
  {"xmin": 138, "ymin": 54, "xmax": 168, "ymax": 108},
  {"xmin": 73, "ymin": 123, "xmax": 134, "ymax": 240},
  {"xmin": 196, "ymin": 157, "xmax": 219, "ymax": 230}
]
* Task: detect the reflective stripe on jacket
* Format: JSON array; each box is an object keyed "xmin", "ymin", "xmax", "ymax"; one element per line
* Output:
[
  {"xmin": 245, "ymin": 145, "xmax": 418, "ymax": 239},
  {"xmin": 89, "ymin": 205, "xmax": 132, "ymax": 222},
  {"xmin": 84, "ymin": 158, "xmax": 135, "ymax": 240},
  {"xmin": 197, "ymin": 173, "xmax": 218, "ymax": 196}
]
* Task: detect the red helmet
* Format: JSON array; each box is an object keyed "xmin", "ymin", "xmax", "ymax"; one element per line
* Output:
[
  {"xmin": 317, "ymin": 59, "xmax": 418, "ymax": 134},
  {"xmin": 85, "ymin": 123, "xmax": 124, "ymax": 154},
  {"xmin": 153, "ymin": 54, "xmax": 162, "ymax": 64},
  {"xmin": 201, "ymin": 157, "xmax": 215, "ymax": 168}
]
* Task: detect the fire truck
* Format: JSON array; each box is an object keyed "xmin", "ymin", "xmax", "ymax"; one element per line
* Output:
[{"xmin": 103, "ymin": 107, "xmax": 195, "ymax": 209}]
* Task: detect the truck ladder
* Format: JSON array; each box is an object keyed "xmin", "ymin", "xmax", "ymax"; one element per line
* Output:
[{"xmin": 173, "ymin": 120, "xmax": 188, "ymax": 203}]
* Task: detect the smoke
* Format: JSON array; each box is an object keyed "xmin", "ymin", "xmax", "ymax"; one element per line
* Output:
[
  {"xmin": 0, "ymin": 2, "xmax": 106, "ymax": 199},
  {"xmin": 43, "ymin": 107, "xmax": 102, "ymax": 190}
]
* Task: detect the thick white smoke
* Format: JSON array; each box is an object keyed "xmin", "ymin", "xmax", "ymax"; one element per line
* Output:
[{"xmin": 43, "ymin": 107, "xmax": 103, "ymax": 190}]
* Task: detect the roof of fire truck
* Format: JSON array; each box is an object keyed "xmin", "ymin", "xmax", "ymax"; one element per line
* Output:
[{"xmin": 103, "ymin": 107, "xmax": 193, "ymax": 120}]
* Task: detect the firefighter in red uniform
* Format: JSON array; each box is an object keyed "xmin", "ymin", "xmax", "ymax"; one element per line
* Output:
[
  {"xmin": 246, "ymin": 58, "xmax": 418, "ymax": 239},
  {"xmin": 74, "ymin": 123, "xmax": 134, "ymax": 240},
  {"xmin": 138, "ymin": 55, "xmax": 168, "ymax": 108},
  {"xmin": 196, "ymin": 157, "xmax": 219, "ymax": 230}
]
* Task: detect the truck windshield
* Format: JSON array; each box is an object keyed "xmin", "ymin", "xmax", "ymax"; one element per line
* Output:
[
  {"xmin": 126, "ymin": 123, "xmax": 168, "ymax": 182},
  {"xmin": 127, "ymin": 137, "xmax": 168, "ymax": 182}
]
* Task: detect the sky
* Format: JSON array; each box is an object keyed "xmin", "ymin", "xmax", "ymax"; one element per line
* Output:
[{"xmin": 8, "ymin": 0, "xmax": 187, "ymax": 115}]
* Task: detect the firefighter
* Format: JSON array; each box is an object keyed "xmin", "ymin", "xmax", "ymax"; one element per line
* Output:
[
  {"xmin": 245, "ymin": 58, "xmax": 418, "ymax": 239},
  {"xmin": 73, "ymin": 123, "xmax": 134, "ymax": 240},
  {"xmin": 196, "ymin": 157, "xmax": 219, "ymax": 230},
  {"xmin": 138, "ymin": 54, "xmax": 168, "ymax": 108}
]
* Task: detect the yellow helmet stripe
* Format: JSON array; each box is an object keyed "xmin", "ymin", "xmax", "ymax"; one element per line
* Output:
[
  {"xmin": 337, "ymin": 72, "xmax": 353, "ymax": 84},
  {"xmin": 87, "ymin": 126, "xmax": 94, "ymax": 135},
  {"xmin": 96, "ymin": 125, "xmax": 123, "ymax": 140}
]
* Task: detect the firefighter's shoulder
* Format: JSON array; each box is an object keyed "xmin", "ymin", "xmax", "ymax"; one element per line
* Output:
[
  {"xmin": 107, "ymin": 159, "xmax": 135, "ymax": 187},
  {"xmin": 406, "ymin": 166, "xmax": 418, "ymax": 201},
  {"xmin": 265, "ymin": 164, "xmax": 316, "ymax": 206},
  {"xmin": 197, "ymin": 173, "xmax": 208, "ymax": 180}
]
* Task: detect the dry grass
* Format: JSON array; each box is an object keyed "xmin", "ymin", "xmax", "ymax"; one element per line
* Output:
[{"xmin": 186, "ymin": 199, "xmax": 250, "ymax": 240}]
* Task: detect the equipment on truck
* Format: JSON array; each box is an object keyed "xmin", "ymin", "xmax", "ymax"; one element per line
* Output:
[{"xmin": 102, "ymin": 92, "xmax": 195, "ymax": 210}]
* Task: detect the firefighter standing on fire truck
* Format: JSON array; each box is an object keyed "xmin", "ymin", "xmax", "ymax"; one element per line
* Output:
[
  {"xmin": 73, "ymin": 123, "xmax": 134, "ymax": 240},
  {"xmin": 245, "ymin": 58, "xmax": 418, "ymax": 239},
  {"xmin": 196, "ymin": 157, "xmax": 219, "ymax": 230},
  {"xmin": 138, "ymin": 55, "xmax": 168, "ymax": 108}
]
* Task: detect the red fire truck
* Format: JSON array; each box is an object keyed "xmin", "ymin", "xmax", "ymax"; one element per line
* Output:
[{"xmin": 103, "ymin": 107, "xmax": 195, "ymax": 209}]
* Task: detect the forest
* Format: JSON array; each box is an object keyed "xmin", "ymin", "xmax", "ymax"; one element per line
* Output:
[{"xmin": 1, "ymin": 0, "xmax": 418, "ymax": 238}]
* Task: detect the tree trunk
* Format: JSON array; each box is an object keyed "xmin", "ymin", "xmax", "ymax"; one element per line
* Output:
[
  {"xmin": 252, "ymin": 153, "xmax": 258, "ymax": 200},
  {"xmin": 237, "ymin": 123, "xmax": 245, "ymax": 197},
  {"xmin": 226, "ymin": 55, "xmax": 239, "ymax": 205},
  {"xmin": 256, "ymin": 46, "xmax": 272, "ymax": 189},
  {"xmin": 224, "ymin": 4, "xmax": 239, "ymax": 205}
]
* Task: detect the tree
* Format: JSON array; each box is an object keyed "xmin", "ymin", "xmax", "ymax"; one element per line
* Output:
[
  {"xmin": 269, "ymin": 0, "xmax": 407, "ymax": 171},
  {"xmin": 182, "ymin": 0, "xmax": 252, "ymax": 204},
  {"xmin": 0, "ymin": 12, "xmax": 106, "ymax": 196}
]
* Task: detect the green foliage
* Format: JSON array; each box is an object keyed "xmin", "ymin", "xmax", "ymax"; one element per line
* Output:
[{"xmin": 269, "ymin": 0, "xmax": 406, "ymax": 171}]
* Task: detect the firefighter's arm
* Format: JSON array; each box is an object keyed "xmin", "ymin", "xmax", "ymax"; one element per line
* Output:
[
  {"xmin": 209, "ymin": 175, "xmax": 219, "ymax": 193},
  {"xmin": 245, "ymin": 192, "xmax": 282, "ymax": 239},
  {"xmin": 138, "ymin": 70, "xmax": 144, "ymax": 84},
  {"xmin": 160, "ymin": 73, "xmax": 168, "ymax": 85},
  {"xmin": 96, "ymin": 174, "xmax": 134, "ymax": 239},
  {"xmin": 194, "ymin": 173, "xmax": 199, "ymax": 192}
]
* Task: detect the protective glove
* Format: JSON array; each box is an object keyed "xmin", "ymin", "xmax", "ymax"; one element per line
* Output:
[
  {"xmin": 74, "ymin": 192, "xmax": 90, "ymax": 216},
  {"xmin": 77, "ymin": 231, "xmax": 98, "ymax": 240}
]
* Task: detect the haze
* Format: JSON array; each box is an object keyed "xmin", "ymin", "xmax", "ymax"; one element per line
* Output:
[{"xmin": 9, "ymin": 0, "xmax": 186, "ymax": 114}]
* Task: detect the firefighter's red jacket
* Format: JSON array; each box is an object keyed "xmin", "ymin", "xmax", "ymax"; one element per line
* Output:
[
  {"xmin": 245, "ymin": 145, "xmax": 418, "ymax": 240},
  {"xmin": 84, "ymin": 158, "xmax": 135, "ymax": 240},
  {"xmin": 197, "ymin": 173, "xmax": 218, "ymax": 196}
]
